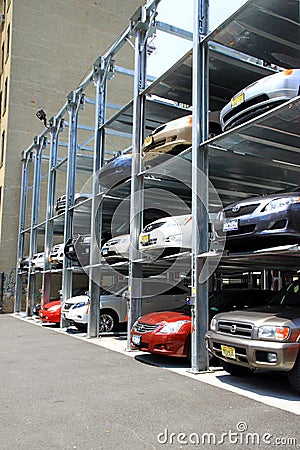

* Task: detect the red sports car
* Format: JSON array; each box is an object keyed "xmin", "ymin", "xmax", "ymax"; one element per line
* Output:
[
  {"xmin": 130, "ymin": 289, "xmax": 276, "ymax": 359},
  {"xmin": 39, "ymin": 300, "xmax": 61, "ymax": 324}
]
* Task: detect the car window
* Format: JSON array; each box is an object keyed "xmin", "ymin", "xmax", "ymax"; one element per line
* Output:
[{"xmin": 268, "ymin": 281, "xmax": 300, "ymax": 307}]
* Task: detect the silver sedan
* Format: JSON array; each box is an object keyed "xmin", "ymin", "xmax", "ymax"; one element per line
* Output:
[{"xmin": 220, "ymin": 69, "xmax": 300, "ymax": 131}]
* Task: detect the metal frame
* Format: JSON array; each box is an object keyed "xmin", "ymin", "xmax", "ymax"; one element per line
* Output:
[{"xmin": 14, "ymin": 0, "xmax": 300, "ymax": 372}]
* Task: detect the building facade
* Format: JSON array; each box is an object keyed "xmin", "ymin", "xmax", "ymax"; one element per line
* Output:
[{"xmin": 0, "ymin": 0, "xmax": 143, "ymax": 311}]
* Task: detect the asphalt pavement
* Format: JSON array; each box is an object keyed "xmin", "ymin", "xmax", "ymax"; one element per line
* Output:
[{"xmin": 0, "ymin": 315, "xmax": 299, "ymax": 450}]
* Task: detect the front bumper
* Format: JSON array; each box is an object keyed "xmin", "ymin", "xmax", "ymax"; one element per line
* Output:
[
  {"xmin": 131, "ymin": 331, "xmax": 188, "ymax": 357},
  {"xmin": 214, "ymin": 204, "xmax": 300, "ymax": 250},
  {"xmin": 205, "ymin": 331, "xmax": 299, "ymax": 371}
]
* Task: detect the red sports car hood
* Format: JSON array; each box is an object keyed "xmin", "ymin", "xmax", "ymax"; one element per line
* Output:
[
  {"xmin": 42, "ymin": 300, "xmax": 61, "ymax": 310},
  {"xmin": 138, "ymin": 310, "xmax": 190, "ymax": 325}
]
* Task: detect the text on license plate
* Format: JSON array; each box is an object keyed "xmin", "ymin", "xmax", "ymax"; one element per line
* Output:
[
  {"xmin": 102, "ymin": 248, "xmax": 109, "ymax": 255},
  {"xmin": 221, "ymin": 345, "xmax": 236, "ymax": 359},
  {"xmin": 132, "ymin": 335, "xmax": 141, "ymax": 345},
  {"xmin": 144, "ymin": 136, "xmax": 152, "ymax": 147},
  {"xmin": 141, "ymin": 234, "xmax": 149, "ymax": 244},
  {"xmin": 231, "ymin": 92, "xmax": 245, "ymax": 108},
  {"xmin": 223, "ymin": 219, "xmax": 238, "ymax": 232}
]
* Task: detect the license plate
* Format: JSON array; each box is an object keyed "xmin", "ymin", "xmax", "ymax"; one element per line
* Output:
[
  {"xmin": 69, "ymin": 246, "xmax": 74, "ymax": 252},
  {"xmin": 221, "ymin": 345, "xmax": 236, "ymax": 359},
  {"xmin": 102, "ymin": 247, "xmax": 109, "ymax": 255},
  {"xmin": 132, "ymin": 335, "xmax": 141, "ymax": 345},
  {"xmin": 144, "ymin": 136, "xmax": 152, "ymax": 147},
  {"xmin": 141, "ymin": 234, "xmax": 149, "ymax": 244},
  {"xmin": 231, "ymin": 92, "xmax": 244, "ymax": 108},
  {"xmin": 223, "ymin": 219, "xmax": 238, "ymax": 232}
]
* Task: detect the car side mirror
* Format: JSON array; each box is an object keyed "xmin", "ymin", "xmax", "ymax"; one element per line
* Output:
[{"xmin": 122, "ymin": 290, "xmax": 129, "ymax": 299}]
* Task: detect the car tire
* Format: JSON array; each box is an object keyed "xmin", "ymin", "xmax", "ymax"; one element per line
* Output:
[
  {"xmin": 288, "ymin": 353, "xmax": 300, "ymax": 394},
  {"xmin": 221, "ymin": 360, "xmax": 254, "ymax": 377},
  {"xmin": 99, "ymin": 310, "xmax": 118, "ymax": 333}
]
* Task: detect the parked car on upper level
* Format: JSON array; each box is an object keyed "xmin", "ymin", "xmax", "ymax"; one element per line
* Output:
[
  {"xmin": 131, "ymin": 289, "xmax": 275, "ymax": 360},
  {"xmin": 98, "ymin": 153, "xmax": 132, "ymax": 189},
  {"xmin": 64, "ymin": 234, "xmax": 91, "ymax": 266},
  {"xmin": 62, "ymin": 280, "xmax": 190, "ymax": 333},
  {"xmin": 49, "ymin": 243, "xmax": 65, "ymax": 268},
  {"xmin": 220, "ymin": 69, "xmax": 300, "ymax": 131},
  {"xmin": 213, "ymin": 187, "xmax": 300, "ymax": 252},
  {"xmin": 139, "ymin": 214, "xmax": 192, "ymax": 259},
  {"xmin": 55, "ymin": 193, "xmax": 92, "ymax": 215},
  {"xmin": 142, "ymin": 114, "xmax": 221, "ymax": 164},
  {"xmin": 205, "ymin": 280, "xmax": 300, "ymax": 394},
  {"xmin": 32, "ymin": 252, "xmax": 45, "ymax": 271},
  {"xmin": 19, "ymin": 256, "xmax": 30, "ymax": 270},
  {"xmin": 101, "ymin": 234, "xmax": 130, "ymax": 263}
]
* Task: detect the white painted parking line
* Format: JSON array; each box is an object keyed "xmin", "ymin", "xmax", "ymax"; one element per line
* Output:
[{"xmin": 12, "ymin": 314, "xmax": 300, "ymax": 416}]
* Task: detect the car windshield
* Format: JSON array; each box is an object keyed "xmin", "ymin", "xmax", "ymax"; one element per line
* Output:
[{"xmin": 268, "ymin": 281, "xmax": 300, "ymax": 307}]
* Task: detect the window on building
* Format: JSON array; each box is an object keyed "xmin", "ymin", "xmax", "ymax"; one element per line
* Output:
[
  {"xmin": 6, "ymin": 24, "xmax": 10, "ymax": 61},
  {"xmin": 3, "ymin": 77, "xmax": 7, "ymax": 113},
  {"xmin": 1, "ymin": 42, "xmax": 4, "ymax": 72},
  {"xmin": 0, "ymin": 130, "xmax": 5, "ymax": 166}
]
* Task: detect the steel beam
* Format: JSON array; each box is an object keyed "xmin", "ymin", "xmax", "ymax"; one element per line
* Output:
[
  {"xmin": 190, "ymin": 0, "xmax": 210, "ymax": 372},
  {"xmin": 88, "ymin": 58, "xmax": 109, "ymax": 338},
  {"xmin": 14, "ymin": 153, "xmax": 31, "ymax": 313},
  {"xmin": 61, "ymin": 92, "xmax": 82, "ymax": 319},
  {"xmin": 42, "ymin": 118, "xmax": 64, "ymax": 306},
  {"xmin": 26, "ymin": 137, "xmax": 46, "ymax": 316},
  {"xmin": 126, "ymin": 7, "xmax": 149, "ymax": 351}
]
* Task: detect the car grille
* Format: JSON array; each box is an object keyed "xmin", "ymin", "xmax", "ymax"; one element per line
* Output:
[
  {"xmin": 224, "ymin": 203, "xmax": 259, "ymax": 218},
  {"xmin": 217, "ymin": 320, "xmax": 253, "ymax": 338},
  {"xmin": 63, "ymin": 303, "xmax": 73, "ymax": 310},
  {"xmin": 135, "ymin": 322, "xmax": 159, "ymax": 333},
  {"xmin": 223, "ymin": 94, "xmax": 269, "ymax": 124},
  {"xmin": 145, "ymin": 138, "xmax": 166, "ymax": 151}
]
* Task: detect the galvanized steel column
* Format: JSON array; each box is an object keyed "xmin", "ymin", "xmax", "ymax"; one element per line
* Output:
[
  {"xmin": 88, "ymin": 58, "xmax": 108, "ymax": 338},
  {"xmin": 15, "ymin": 152, "xmax": 31, "ymax": 313},
  {"xmin": 126, "ymin": 7, "xmax": 148, "ymax": 350},
  {"xmin": 190, "ymin": 0, "xmax": 210, "ymax": 372},
  {"xmin": 42, "ymin": 117, "xmax": 63, "ymax": 306},
  {"xmin": 26, "ymin": 136, "xmax": 46, "ymax": 316},
  {"xmin": 61, "ymin": 92, "xmax": 82, "ymax": 313}
]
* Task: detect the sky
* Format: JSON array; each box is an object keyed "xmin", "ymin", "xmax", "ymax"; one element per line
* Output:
[{"xmin": 148, "ymin": 0, "xmax": 248, "ymax": 77}]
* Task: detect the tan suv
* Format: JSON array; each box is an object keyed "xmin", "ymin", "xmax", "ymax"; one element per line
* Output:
[{"xmin": 205, "ymin": 280, "xmax": 300, "ymax": 394}]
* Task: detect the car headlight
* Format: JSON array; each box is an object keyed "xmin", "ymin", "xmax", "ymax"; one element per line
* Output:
[
  {"xmin": 48, "ymin": 305, "xmax": 61, "ymax": 312},
  {"xmin": 72, "ymin": 301, "xmax": 87, "ymax": 309},
  {"xmin": 258, "ymin": 325, "xmax": 290, "ymax": 340},
  {"xmin": 264, "ymin": 196, "xmax": 300, "ymax": 212},
  {"xmin": 210, "ymin": 318, "xmax": 217, "ymax": 332},
  {"xmin": 158, "ymin": 320, "xmax": 189, "ymax": 334}
]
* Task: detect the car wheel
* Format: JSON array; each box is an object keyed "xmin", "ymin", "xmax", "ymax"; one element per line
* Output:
[
  {"xmin": 288, "ymin": 353, "xmax": 300, "ymax": 394},
  {"xmin": 221, "ymin": 360, "xmax": 254, "ymax": 377},
  {"xmin": 99, "ymin": 310, "xmax": 118, "ymax": 333},
  {"xmin": 74, "ymin": 323, "xmax": 87, "ymax": 332}
]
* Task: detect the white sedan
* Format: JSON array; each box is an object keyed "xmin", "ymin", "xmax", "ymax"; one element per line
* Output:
[
  {"xmin": 101, "ymin": 234, "xmax": 130, "ymax": 263},
  {"xmin": 139, "ymin": 214, "xmax": 192, "ymax": 259}
]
